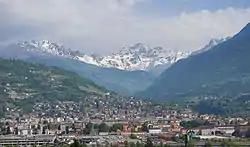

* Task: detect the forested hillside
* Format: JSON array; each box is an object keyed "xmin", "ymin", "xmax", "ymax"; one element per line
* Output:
[
  {"xmin": 141, "ymin": 23, "xmax": 250, "ymax": 100},
  {"xmin": 0, "ymin": 58, "xmax": 110, "ymax": 116}
]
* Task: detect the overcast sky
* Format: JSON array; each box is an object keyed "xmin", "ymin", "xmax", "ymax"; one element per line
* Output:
[{"xmin": 0, "ymin": 0, "xmax": 250, "ymax": 54}]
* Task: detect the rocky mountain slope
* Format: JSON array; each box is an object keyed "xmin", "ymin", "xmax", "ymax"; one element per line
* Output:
[
  {"xmin": 17, "ymin": 40, "xmax": 81, "ymax": 59},
  {"xmin": 79, "ymin": 43, "xmax": 191, "ymax": 71},
  {"xmin": 140, "ymin": 23, "xmax": 250, "ymax": 100}
]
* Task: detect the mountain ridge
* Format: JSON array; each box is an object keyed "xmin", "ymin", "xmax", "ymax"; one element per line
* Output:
[
  {"xmin": 191, "ymin": 37, "xmax": 230, "ymax": 56},
  {"xmin": 16, "ymin": 41, "xmax": 191, "ymax": 71},
  {"xmin": 0, "ymin": 37, "xmax": 230, "ymax": 95},
  {"xmin": 14, "ymin": 38, "xmax": 227, "ymax": 73},
  {"xmin": 140, "ymin": 23, "xmax": 250, "ymax": 100}
]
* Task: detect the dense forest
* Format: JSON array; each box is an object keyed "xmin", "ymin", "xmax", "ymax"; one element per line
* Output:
[{"xmin": 193, "ymin": 94, "xmax": 250, "ymax": 116}]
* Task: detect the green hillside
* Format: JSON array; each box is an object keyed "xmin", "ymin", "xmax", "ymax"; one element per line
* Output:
[
  {"xmin": 138, "ymin": 23, "xmax": 250, "ymax": 116},
  {"xmin": 140, "ymin": 23, "xmax": 250, "ymax": 100},
  {"xmin": 0, "ymin": 58, "xmax": 109, "ymax": 115}
]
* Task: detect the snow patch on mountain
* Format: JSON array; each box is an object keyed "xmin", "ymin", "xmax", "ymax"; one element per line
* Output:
[
  {"xmin": 192, "ymin": 37, "xmax": 230, "ymax": 56},
  {"xmin": 17, "ymin": 40, "xmax": 81, "ymax": 59},
  {"xmin": 16, "ymin": 38, "xmax": 228, "ymax": 71},
  {"xmin": 17, "ymin": 40, "xmax": 191, "ymax": 71},
  {"xmin": 79, "ymin": 43, "xmax": 191, "ymax": 70}
]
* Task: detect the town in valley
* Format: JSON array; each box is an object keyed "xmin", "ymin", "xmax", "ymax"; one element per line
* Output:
[{"xmin": 1, "ymin": 94, "xmax": 250, "ymax": 147}]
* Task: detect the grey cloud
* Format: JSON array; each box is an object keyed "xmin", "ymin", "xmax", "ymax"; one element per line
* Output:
[{"xmin": 0, "ymin": 0, "xmax": 249, "ymax": 54}]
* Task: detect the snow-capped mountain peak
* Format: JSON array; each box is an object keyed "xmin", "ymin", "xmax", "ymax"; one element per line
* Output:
[
  {"xmin": 191, "ymin": 37, "xmax": 230, "ymax": 56},
  {"xmin": 16, "ymin": 40, "xmax": 191, "ymax": 71},
  {"xmin": 80, "ymin": 43, "xmax": 191, "ymax": 70},
  {"xmin": 17, "ymin": 40, "xmax": 81, "ymax": 59},
  {"xmin": 205, "ymin": 37, "xmax": 230, "ymax": 49}
]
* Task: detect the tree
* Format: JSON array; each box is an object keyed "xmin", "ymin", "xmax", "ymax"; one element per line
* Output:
[
  {"xmin": 136, "ymin": 141, "xmax": 143, "ymax": 147},
  {"xmin": 130, "ymin": 142, "xmax": 136, "ymax": 147},
  {"xmin": 70, "ymin": 139, "xmax": 87, "ymax": 147},
  {"xmin": 80, "ymin": 102, "xmax": 86, "ymax": 114},
  {"xmin": 6, "ymin": 126, "xmax": 11, "ymax": 135},
  {"xmin": 245, "ymin": 127, "xmax": 250, "ymax": 138},
  {"xmin": 0, "ymin": 126, "xmax": 6, "ymax": 135},
  {"xmin": 164, "ymin": 144, "xmax": 170, "ymax": 147},
  {"xmin": 130, "ymin": 134, "xmax": 137, "ymax": 139},
  {"xmin": 110, "ymin": 123, "xmax": 123, "ymax": 132},
  {"xmin": 98, "ymin": 123, "xmax": 110, "ymax": 132},
  {"xmin": 37, "ymin": 124, "xmax": 41, "ymax": 130},
  {"xmin": 43, "ymin": 120, "xmax": 48, "ymax": 124},
  {"xmin": 0, "ymin": 103, "xmax": 5, "ymax": 117},
  {"xmin": 171, "ymin": 136, "xmax": 178, "ymax": 142},
  {"xmin": 14, "ymin": 127, "xmax": 18, "ymax": 135},
  {"xmin": 145, "ymin": 138, "xmax": 153, "ymax": 147},
  {"xmin": 58, "ymin": 125, "xmax": 61, "ymax": 131},
  {"xmin": 204, "ymin": 141, "xmax": 213, "ymax": 147},
  {"xmin": 125, "ymin": 141, "xmax": 129, "ymax": 147},
  {"xmin": 180, "ymin": 120, "xmax": 209, "ymax": 128},
  {"xmin": 66, "ymin": 126, "xmax": 70, "ymax": 134},
  {"xmin": 187, "ymin": 140, "xmax": 195, "ymax": 147},
  {"xmin": 83, "ymin": 122, "xmax": 93, "ymax": 134},
  {"xmin": 42, "ymin": 126, "xmax": 46, "ymax": 134},
  {"xmin": 220, "ymin": 141, "xmax": 237, "ymax": 147},
  {"xmin": 111, "ymin": 144, "xmax": 118, "ymax": 147},
  {"xmin": 160, "ymin": 142, "xmax": 164, "ymax": 147},
  {"xmin": 141, "ymin": 122, "xmax": 149, "ymax": 132}
]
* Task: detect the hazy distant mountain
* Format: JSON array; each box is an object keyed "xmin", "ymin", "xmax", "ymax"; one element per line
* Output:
[{"xmin": 140, "ymin": 23, "xmax": 250, "ymax": 100}]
